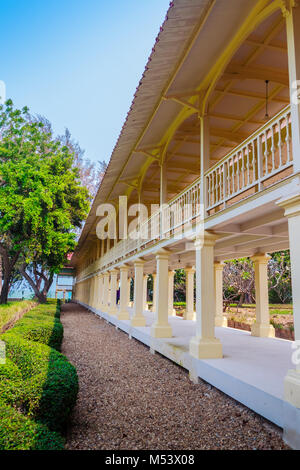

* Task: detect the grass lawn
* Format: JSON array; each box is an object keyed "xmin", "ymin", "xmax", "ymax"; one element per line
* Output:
[
  {"xmin": 227, "ymin": 303, "xmax": 293, "ymax": 315},
  {"xmin": 0, "ymin": 300, "xmax": 36, "ymax": 331}
]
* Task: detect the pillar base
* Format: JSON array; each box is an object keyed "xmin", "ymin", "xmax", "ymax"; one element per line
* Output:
[
  {"xmin": 108, "ymin": 308, "xmax": 118, "ymax": 317},
  {"xmin": 284, "ymin": 369, "xmax": 300, "ymax": 409},
  {"xmin": 151, "ymin": 323, "xmax": 172, "ymax": 338},
  {"xmin": 117, "ymin": 310, "xmax": 130, "ymax": 320},
  {"xmin": 215, "ymin": 315, "xmax": 228, "ymax": 327},
  {"xmin": 251, "ymin": 322, "xmax": 275, "ymax": 338},
  {"xmin": 131, "ymin": 315, "xmax": 146, "ymax": 327},
  {"xmin": 184, "ymin": 311, "xmax": 195, "ymax": 321},
  {"xmin": 189, "ymin": 336, "xmax": 223, "ymax": 359}
]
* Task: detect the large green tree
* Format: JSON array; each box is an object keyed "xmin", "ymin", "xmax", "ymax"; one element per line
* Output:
[{"xmin": 0, "ymin": 100, "xmax": 89, "ymax": 303}]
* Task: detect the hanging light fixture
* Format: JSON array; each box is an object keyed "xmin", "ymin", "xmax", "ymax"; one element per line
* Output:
[{"xmin": 265, "ymin": 79, "xmax": 269, "ymax": 120}]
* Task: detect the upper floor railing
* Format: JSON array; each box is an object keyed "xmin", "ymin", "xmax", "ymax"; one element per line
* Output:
[
  {"xmin": 206, "ymin": 105, "xmax": 292, "ymax": 213},
  {"xmin": 98, "ymin": 105, "xmax": 293, "ymax": 271}
]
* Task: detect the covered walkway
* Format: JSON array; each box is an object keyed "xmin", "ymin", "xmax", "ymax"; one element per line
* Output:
[
  {"xmin": 62, "ymin": 302, "xmax": 288, "ymax": 450},
  {"xmin": 78, "ymin": 301, "xmax": 298, "ymax": 433}
]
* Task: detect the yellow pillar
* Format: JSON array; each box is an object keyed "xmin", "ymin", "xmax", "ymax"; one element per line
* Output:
[
  {"xmin": 286, "ymin": 5, "xmax": 300, "ymax": 172},
  {"xmin": 151, "ymin": 250, "xmax": 172, "ymax": 338},
  {"xmin": 278, "ymin": 194, "xmax": 300, "ymax": 408},
  {"xmin": 143, "ymin": 275, "xmax": 149, "ymax": 311},
  {"xmin": 127, "ymin": 277, "xmax": 131, "ymax": 307},
  {"xmin": 99, "ymin": 274, "xmax": 104, "ymax": 310},
  {"xmin": 190, "ymin": 233, "xmax": 223, "ymax": 359},
  {"xmin": 92, "ymin": 275, "xmax": 98, "ymax": 308},
  {"xmin": 118, "ymin": 266, "xmax": 130, "ymax": 320},
  {"xmin": 151, "ymin": 273, "xmax": 157, "ymax": 312},
  {"xmin": 185, "ymin": 267, "xmax": 195, "ymax": 320},
  {"xmin": 89, "ymin": 277, "xmax": 94, "ymax": 307},
  {"xmin": 251, "ymin": 254, "xmax": 274, "ymax": 338},
  {"xmin": 131, "ymin": 259, "xmax": 146, "ymax": 327},
  {"xmin": 102, "ymin": 272, "xmax": 110, "ymax": 312},
  {"xmin": 94, "ymin": 273, "xmax": 102, "ymax": 310},
  {"xmin": 214, "ymin": 262, "xmax": 227, "ymax": 327},
  {"xmin": 168, "ymin": 270, "xmax": 176, "ymax": 316},
  {"xmin": 108, "ymin": 269, "xmax": 118, "ymax": 316}
]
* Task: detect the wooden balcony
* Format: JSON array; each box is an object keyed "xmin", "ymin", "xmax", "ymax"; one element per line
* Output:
[{"xmin": 99, "ymin": 106, "xmax": 294, "ymax": 271}]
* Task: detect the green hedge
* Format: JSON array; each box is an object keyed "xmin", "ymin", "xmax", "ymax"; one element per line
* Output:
[
  {"xmin": 10, "ymin": 307, "xmax": 63, "ymax": 351},
  {"xmin": 0, "ymin": 299, "xmax": 78, "ymax": 450},
  {"xmin": 0, "ymin": 402, "xmax": 64, "ymax": 450}
]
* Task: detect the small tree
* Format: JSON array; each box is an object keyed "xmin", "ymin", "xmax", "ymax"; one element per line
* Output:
[
  {"xmin": 174, "ymin": 269, "xmax": 186, "ymax": 302},
  {"xmin": 223, "ymin": 258, "xmax": 255, "ymax": 308},
  {"xmin": 57, "ymin": 128, "xmax": 107, "ymax": 200},
  {"xmin": 268, "ymin": 251, "xmax": 292, "ymax": 304}
]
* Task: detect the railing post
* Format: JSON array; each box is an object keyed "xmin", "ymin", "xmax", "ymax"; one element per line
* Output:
[
  {"xmin": 286, "ymin": 6, "xmax": 300, "ymax": 171},
  {"xmin": 223, "ymin": 163, "xmax": 227, "ymax": 208},
  {"xmin": 257, "ymin": 135, "xmax": 262, "ymax": 191}
]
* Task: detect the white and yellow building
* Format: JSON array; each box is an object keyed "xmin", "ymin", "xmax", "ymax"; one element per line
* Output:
[{"xmin": 71, "ymin": 0, "xmax": 300, "ymax": 448}]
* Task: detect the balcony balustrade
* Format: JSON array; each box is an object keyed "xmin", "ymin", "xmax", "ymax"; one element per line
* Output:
[{"xmin": 99, "ymin": 106, "xmax": 293, "ymax": 270}]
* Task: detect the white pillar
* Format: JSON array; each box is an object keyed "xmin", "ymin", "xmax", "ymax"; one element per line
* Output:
[
  {"xmin": 185, "ymin": 267, "xmax": 195, "ymax": 320},
  {"xmin": 108, "ymin": 269, "xmax": 118, "ymax": 316},
  {"xmin": 99, "ymin": 274, "xmax": 104, "ymax": 309},
  {"xmin": 168, "ymin": 270, "xmax": 176, "ymax": 316},
  {"xmin": 118, "ymin": 265, "xmax": 130, "ymax": 320},
  {"xmin": 151, "ymin": 273, "xmax": 157, "ymax": 312},
  {"xmin": 89, "ymin": 277, "xmax": 95, "ymax": 308},
  {"xmin": 214, "ymin": 263, "xmax": 227, "ymax": 327},
  {"xmin": 95, "ymin": 273, "xmax": 102, "ymax": 310},
  {"xmin": 99, "ymin": 274, "xmax": 104, "ymax": 310},
  {"xmin": 93, "ymin": 275, "xmax": 99, "ymax": 308},
  {"xmin": 131, "ymin": 259, "xmax": 146, "ymax": 327},
  {"xmin": 286, "ymin": 5, "xmax": 300, "ymax": 172},
  {"xmin": 278, "ymin": 194, "xmax": 300, "ymax": 408},
  {"xmin": 189, "ymin": 233, "xmax": 222, "ymax": 359},
  {"xmin": 151, "ymin": 250, "xmax": 172, "ymax": 338},
  {"xmin": 143, "ymin": 275, "xmax": 149, "ymax": 311},
  {"xmin": 102, "ymin": 272, "xmax": 110, "ymax": 312},
  {"xmin": 250, "ymin": 254, "xmax": 274, "ymax": 338},
  {"xmin": 127, "ymin": 277, "xmax": 131, "ymax": 307}
]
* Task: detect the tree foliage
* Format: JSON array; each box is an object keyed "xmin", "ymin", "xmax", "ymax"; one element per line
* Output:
[
  {"xmin": 0, "ymin": 100, "xmax": 90, "ymax": 303},
  {"xmin": 268, "ymin": 251, "xmax": 292, "ymax": 303},
  {"xmin": 57, "ymin": 128, "xmax": 107, "ymax": 200}
]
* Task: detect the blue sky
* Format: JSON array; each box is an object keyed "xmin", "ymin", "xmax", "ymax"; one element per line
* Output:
[{"xmin": 1, "ymin": 0, "xmax": 170, "ymax": 164}]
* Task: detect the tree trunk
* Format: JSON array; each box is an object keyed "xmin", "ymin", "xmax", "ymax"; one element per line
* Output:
[
  {"xmin": 19, "ymin": 265, "xmax": 47, "ymax": 303},
  {"xmin": 0, "ymin": 250, "xmax": 19, "ymax": 304},
  {"xmin": 0, "ymin": 257, "xmax": 2, "ymax": 296},
  {"xmin": 19, "ymin": 264, "xmax": 55, "ymax": 304},
  {"xmin": 0, "ymin": 277, "xmax": 10, "ymax": 304},
  {"xmin": 42, "ymin": 272, "xmax": 54, "ymax": 298}
]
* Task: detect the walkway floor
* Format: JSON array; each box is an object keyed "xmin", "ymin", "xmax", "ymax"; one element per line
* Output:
[{"xmin": 61, "ymin": 303, "xmax": 288, "ymax": 450}]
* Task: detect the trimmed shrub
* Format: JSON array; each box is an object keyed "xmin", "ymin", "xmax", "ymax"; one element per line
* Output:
[
  {"xmin": 0, "ymin": 300, "xmax": 37, "ymax": 331},
  {"xmin": 0, "ymin": 401, "xmax": 64, "ymax": 450},
  {"xmin": 11, "ymin": 316, "xmax": 63, "ymax": 351},
  {"xmin": 0, "ymin": 358, "xmax": 22, "ymax": 381},
  {"xmin": 0, "ymin": 299, "xmax": 78, "ymax": 449},
  {"xmin": 4, "ymin": 301, "xmax": 63, "ymax": 351},
  {"xmin": 1, "ymin": 330, "xmax": 78, "ymax": 431}
]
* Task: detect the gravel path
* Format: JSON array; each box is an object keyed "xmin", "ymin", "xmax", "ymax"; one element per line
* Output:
[{"xmin": 61, "ymin": 302, "xmax": 289, "ymax": 450}]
